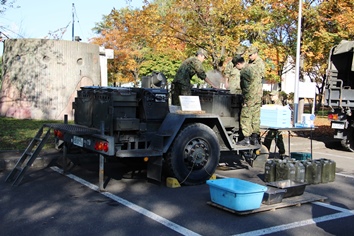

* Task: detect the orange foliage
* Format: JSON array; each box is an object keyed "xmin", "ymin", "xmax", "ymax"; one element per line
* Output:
[{"xmin": 90, "ymin": 0, "xmax": 354, "ymax": 86}]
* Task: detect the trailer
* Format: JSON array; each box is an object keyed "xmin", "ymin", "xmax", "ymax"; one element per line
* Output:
[{"xmin": 6, "ymin": 83, "xmax": 268, "ymax": 188}]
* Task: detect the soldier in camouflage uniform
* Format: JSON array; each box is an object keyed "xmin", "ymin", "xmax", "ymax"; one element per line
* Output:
[
  {"xmin": 226, "ymin": 56, "xmax": 245, "ymax": 94},
  {"xmin": 224, "ymin": 46, "xmax": 246, "ymax": 90},
  {"xmin": 172, "ymin": 49, "xmax": 217, "ymax": 106},
  {"xmin": 237, "ymin": 46, "xmax": 265, "ymax": 146},
  {"xmin": 263, "ymin": 90, "xmax": 286, "ymax": 157}
]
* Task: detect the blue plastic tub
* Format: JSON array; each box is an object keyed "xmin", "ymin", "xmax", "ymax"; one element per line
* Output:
[{"xmin": 207, "ymin": 178, "xmax": 267, "ymax": 211}]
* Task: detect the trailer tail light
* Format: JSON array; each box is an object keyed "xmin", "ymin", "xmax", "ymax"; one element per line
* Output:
[
  {"xmin": 94, "ymin": 141, "xmax": 109, "ymax": 152},
  {"xmin": 328, "ymin": 113, "xmax": 339, "ymax": 120},
  {"xmin": 54, "ymin": 129, "xmax": 64, "ymax": 139}
]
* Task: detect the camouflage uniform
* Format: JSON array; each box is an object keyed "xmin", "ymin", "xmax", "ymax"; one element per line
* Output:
[
  {"xmin": 172, "ymin": 56, "xmax": 207, "ymax": 106},
  {"xmin": 263, "ymin": 92, "xmax": 286, "ymax": 155},
  {"xmin": 224, "ymin": 45, "xmax": 246, "ymax": 84},
  {"xmin": 228, "ymin": 68, "xmax": 242, "ymax": 94},
  {"xmin": 239, "ymin": 56, "xmax": 265, "ymax": 138},
  {"xmin": 224, "ymin": 59, "xmax": 234, "ymax": 80}
]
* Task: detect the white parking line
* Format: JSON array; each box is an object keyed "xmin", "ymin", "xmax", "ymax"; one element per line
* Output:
[
  {"xmin": 234, "ymin": 201, "xmax": 354, "ymax": 236},
  {"xmin": 234, "ymin": 210, "xmax": 354, "ymax": 236},
  {"xmin": 315, "ymin": 151, "xmax": 354, "ymax": 160},
  {"xmin": 50, "ymin": 166, "xmax": 201, "ymax": 236},
  {"xmin": 336, "ymin": 172, "xmax": 354, "ymax": 178}
]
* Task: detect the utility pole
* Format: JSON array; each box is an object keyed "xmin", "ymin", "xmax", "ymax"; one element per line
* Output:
[
  {"xmin": 72, "ymin": 3, "xmax": 75, "ymax": 41},
  {"xmin": 294, "ymin": 0, "xmax": 303, "ymax": 124}
]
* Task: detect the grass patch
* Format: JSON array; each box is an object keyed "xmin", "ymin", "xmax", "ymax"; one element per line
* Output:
[{"xmin": 0, "ymin": 117, "xmax": 68, "ymax": 151}]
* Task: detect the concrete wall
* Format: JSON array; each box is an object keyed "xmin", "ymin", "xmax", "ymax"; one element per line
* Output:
[{"xmin": 0, "ymin": 38, "xmax": 101, "ymax": 120}]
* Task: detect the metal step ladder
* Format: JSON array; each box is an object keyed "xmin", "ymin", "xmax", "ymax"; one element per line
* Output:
[{"xmin": 5, "ymin": 125, "xmax": 52, "ymax": 186}]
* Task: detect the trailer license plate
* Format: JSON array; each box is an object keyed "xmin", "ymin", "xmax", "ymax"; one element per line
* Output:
[
  {"xmin": 73, "ymin": 136, "xmax": 84, "ymax": 147},
  {"xmin": 331, "ymin": 122, "xmax": 345, "ymax": 129}
]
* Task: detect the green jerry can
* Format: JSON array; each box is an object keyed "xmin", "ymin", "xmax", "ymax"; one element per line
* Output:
[
  {"xmin": 302, "ymin": 161, "xmax": 314, "ymax": 184},
  {"xmin": 312, "ymin": 160, "xmax": 322, "ymax": 184},
  {"xmin": 293, "ymin": 161, "xmax": 306, "ymax": 183},
  {"xmin": 320, "ymin": 159, "xmax": 330, "ymax": 183},
  {"xmin": 276, "ymin": 160, "xmax": 295, "ymax": 181},
  {"xmin": 288, "ymin": 160, "xmax": 296, "ymax": 181},
  {"xmin": 328, "ymin": 159, "xmax": 336, "ymax": 182},
  {"xmin": 264, "ymin": 160, "xmax": 276, "ymax": 182},
  {"xmin": 319, "ymin": 158, "xmax": 336, "ymax": 183}
]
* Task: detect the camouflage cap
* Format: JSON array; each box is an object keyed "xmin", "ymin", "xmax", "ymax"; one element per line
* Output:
[
  {"xmin": 248, "ymin": 45, "xmax": 259, "ymax": 55},
  {"xmin": 235, "ymin": 45, "xmax": 246, "ymax": 55},
  {"xmin": 196, "ymin": 48, "xmax": 208, "ymax": 58}
]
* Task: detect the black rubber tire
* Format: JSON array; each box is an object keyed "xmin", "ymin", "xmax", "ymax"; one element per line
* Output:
[
  {"xmin": 165, "ymin": 123, "xmax": 220, "ymax": 185},
  {"xmin": 341, "ymin": 126, "xmax": 354, "ymax": 152}
]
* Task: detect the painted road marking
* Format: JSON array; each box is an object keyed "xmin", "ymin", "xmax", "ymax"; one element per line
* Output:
[
  {"xmin": 336, "ymin": 173, "xmax": 354, "ymax": 179},
  {"xmin": 234, "ymin": 210, "xmax": 354, "ymax": 236},
  {"xmin": 315, "ymin": 151, "xmax": 354, "ymax": 160},
  {"xmin": 50, "ymin": 166, "xmax": 201, "ymax": 236},
  {"xmin": 233, "ymin": 196, "xmax": 354, "ymax": 236}
]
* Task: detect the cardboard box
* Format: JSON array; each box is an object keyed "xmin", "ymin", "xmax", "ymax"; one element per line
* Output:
[{"xmin": 260, "ymin": 105, "xmax": 292, "ymax": 128}]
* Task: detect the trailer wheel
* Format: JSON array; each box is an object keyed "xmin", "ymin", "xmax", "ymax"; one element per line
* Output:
[
  {"xmin": 166, "ymin": 123, "xmax": 220, "ymax": 185},
  {"xmin": 341, "ymin": 126, "xmax": 354, "ymax": 152}
]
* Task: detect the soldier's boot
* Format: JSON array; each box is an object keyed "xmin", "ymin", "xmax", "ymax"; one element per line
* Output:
[
  {"xmin": 237, "ymin": 136, "xmax": 250, "ymax": 146},
  {"xmin": 251, "ymin": 133, "xmax": 260, "ymax": 146}
]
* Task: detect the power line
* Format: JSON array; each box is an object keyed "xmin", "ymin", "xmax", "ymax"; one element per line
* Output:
[{"xmin": 0, "ymin": 25, "xmax": 25, "ymax": 38}]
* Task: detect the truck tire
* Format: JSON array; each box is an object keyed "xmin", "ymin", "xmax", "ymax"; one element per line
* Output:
[
  {"xmin": 341, "ymin": 126, "xmax": 354, "ymax": 152},
  {"xmin": 166, "ymin": 123, "xmax": 220, "ymax": 185}
]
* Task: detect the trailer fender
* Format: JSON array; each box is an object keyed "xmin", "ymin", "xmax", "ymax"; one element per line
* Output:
[{"xmin": 153, "ymin": 113, "xmax": 233, "ymax": 153}]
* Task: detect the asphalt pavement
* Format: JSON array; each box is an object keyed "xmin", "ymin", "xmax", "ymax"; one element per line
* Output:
[{"xmin": 1, "ymin": 135, "xmax": 354, "ymax": 236}]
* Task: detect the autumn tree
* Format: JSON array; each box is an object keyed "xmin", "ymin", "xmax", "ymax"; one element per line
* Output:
[
  {"xmin": 162, "ymin": 0, "xmax": 249, "ymax": 70},
  {"xmin": 91, "ymin": 0, "xmax": 354, "ymax": 94},
  {"xmin": 299, "ymin": 0, "xmax": 354, "ymax": 106},
  {"xmin": 91, "ymin": 1, "xmax": 184, "ymax": 85},
  {"xmin": 92, "ymin": 8, "xmax": 143, "ymax": 84}
]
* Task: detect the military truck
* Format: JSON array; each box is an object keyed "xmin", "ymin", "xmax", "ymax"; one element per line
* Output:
[
  {"xmin": 324, "ymin": 40, "xmax": 354, "ymax": 151},
  {"xmin": 6, "ymin": 75, "xmax": 266, "ymax": 187}
]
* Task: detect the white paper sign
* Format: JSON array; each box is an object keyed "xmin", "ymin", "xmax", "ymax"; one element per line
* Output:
[{"xmin": 179, "ymin": 96, "xmax": 201, "ymax": 111}]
